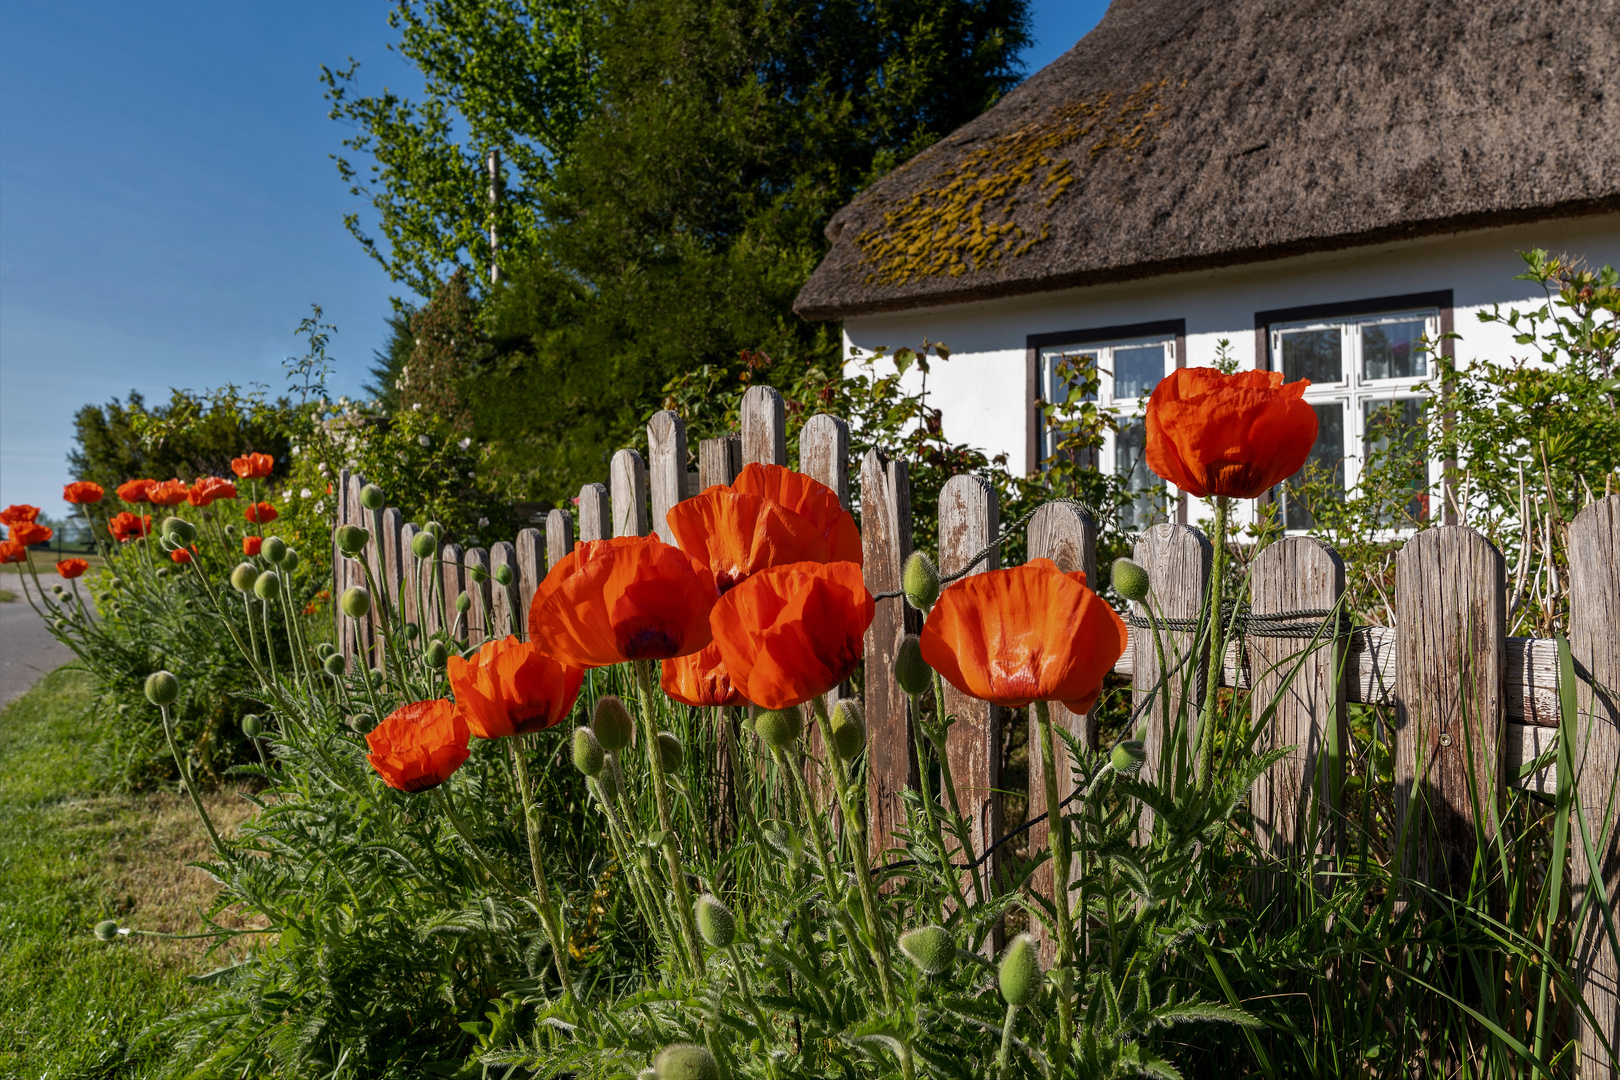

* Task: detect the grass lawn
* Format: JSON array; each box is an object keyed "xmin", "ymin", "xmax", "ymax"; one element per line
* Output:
[
  {"xmin": 0, "ymin": 667, "xmax": 256, "ymax": 1079},
  {"xmin": 0, "ymin": 552, "xmax": 106, "ymax": 575},
  {"xmin": 0, "ymin": 587, "xmax": 15, "ymax": 603}
]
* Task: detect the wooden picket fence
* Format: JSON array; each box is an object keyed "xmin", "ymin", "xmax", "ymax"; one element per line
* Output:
[{"xmin": 333, "ymin": 385, "xmax": 1620, "ymax": 1069}]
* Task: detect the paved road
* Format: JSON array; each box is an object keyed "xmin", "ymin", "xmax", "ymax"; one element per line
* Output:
[{"xmin": 1, "ymin": 573, "xmax": 82, "ymax": 705}]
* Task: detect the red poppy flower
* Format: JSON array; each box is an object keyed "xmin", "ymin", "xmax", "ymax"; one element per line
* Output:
[
  {"xmin": 0, "ymin": 504, "xmax": 40, "ymax": 527},
  {"xmin": 147, "ymin": 480, "xmax": 190, "ymax": 507},
  {"xmin": 0, "ymin": 540, "xmax": 24, "ymax": 564},
  {"xmin": 448, "ymin": 635, "xmax": 584, "ymax": 739},
  {"xmin": 730, "ymin": 463, "xmax": 862, "ymax": 562},
  {"xmin": 9, "ymin": 521, "xmax": 51, "ymax": 547},
  {"xmin": 365, "ymin": 699, "xmax": 470, "ymax": 792},
  {"xmin": 63, "ymin": 482, "xmax": 104, "ymax": 505},
  {"xmin": 1144, "ymin": 368, "xmax": 1319, "ymax": 499},
  {"xmin": 230, "ymin": 453, "xmax": 274, "ymax": 480},
  {"xmin": 661, "ymin": 641, "xmax": 746, "ymax": 707},
  {"xmin": 108, "ymin": 512, "xmax": 152, "ymax": 542},
  {"xmin": 528, "ymin": 536, "xmax": 717, "ymax": 668},
  {"xmin": 116, "ymin": 479, "xmax": 155, "ymax": 504},
  {"xmin": 244, "ymin": 502, "xmax": 278, "ymax": 524},
  {"xmin": 170, "ymin": 546, "xmax": 195, "ymax": 565},
  {"xmin": 667, "ymin": 489, "xmax": 830, "ymax": 593},
  {"xmin": 187, "ymin": 476, "xmax": 237, "ymax": 507},
  {"xmin": 56, "ymin": 558, "xmax": 89, "ymax": 579},
  {"xmin": 709, "ymin": 561, "xmax": 874, "ymax": 710},
  {"xmin": 242, "ymin": 535, "xmax": 263, "ymax": 556},
  {"xmin": 920, "ymin": 559, "xmax": 1127, "ymax": 715}
]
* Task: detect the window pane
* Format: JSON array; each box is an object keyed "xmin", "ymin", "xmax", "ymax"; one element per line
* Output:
[
  {"xmin": 1115, "ymin": 418, "xmax": 1166, "ymax": 530},
  {"xmin": 1362, "ymin": 320, "xmax": 1428, "ymax": 380},
  {"xmin": 1363, "ymin": 397, "xmax": 1428, "ymax": 523},
  {"xmin": 1280, "ymin": 328, "xmax": 1342, "ymax": 384},
  {"xmin": 1042, "ymin": 350, "xmax": 1098, "ymax": 464},
  {"xmin": 1284, "ymin": 401, "xmax": 1345, "ymax": 530},
  {"xmin": 1112, "ymin": 343, "xmax": 1165, "ymax": 401}
]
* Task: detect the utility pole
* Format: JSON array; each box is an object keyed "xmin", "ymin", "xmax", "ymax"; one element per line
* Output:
[{"xmin": 487, "ymin": 149, "xmax": 502, "ymax": 284}]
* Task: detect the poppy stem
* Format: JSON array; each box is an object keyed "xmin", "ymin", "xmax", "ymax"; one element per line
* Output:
[
  {"xmin": 159, "ymin": 703, "xmax": 228, "ymax": 858},
  {"xmin": 996, "ymin": 1002, "xmax": 1019, "ymax": 1078},
  {"xmin": 1196, "ymin": 496, "xmax": 1230, "ymax": 790},
  {"xmin": 929, "ymin": 671, "xmax": 985, "ymax": 905},
  {"xmin": 1033, "ymin": 700, "xmax": 1074, "ymax": 1078},
  {"xmin": 907, "ymin": 690, "xmax": 956, "ymax": 922},
  {"xmin": 632, "ymin": 659, "xmax": 707, "ymax": 976},
  {"xmin": 509, "ymin": 738, "xmax": 575, "ymax": 1002},
  {"xmin": 589, "ymin": 773, "xmax": 683, "ymax": 973}
]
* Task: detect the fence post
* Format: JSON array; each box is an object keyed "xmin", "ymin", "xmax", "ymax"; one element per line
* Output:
[
  {"xmin": 799, "ymin": 414, "xmax": 852, "ymax": 807},
  {"xmin": 417, "ymin": 534, "xmax": 443, "ymax": 638},
  {"xmin": 699, "ymin": 435, "xmax": 743, "ymax": 489},
  {"xmin": 578, "ymin": 483, "xmax": 610, "ymax": 543},
  {"xmin": 1250, "ymin": 537, "xmax": 1347, "ymax": 863},
  {"xmin": 462, "ymin": 547, "xmax": 492, "ymax": 646},
  {"xmin": 610, "ymin": 449, "xmax": 650, "ymax": 538},
  {"xmin": 938, "ymin": 473, "xmax": 1004, "ymax": 904},
  {"xmin": 515, "ymin": 526, "xmax": 545, "ymax": 630},
  {"xmin": 1131, "ymin": 524, "xmax": 1212, "ymax": 818},
  {"xmin": 860, "ymin": 447, "xmax": 917, "ymax": 862},
  {"xmin": 545, "ymin": 509, "xmax": 573, "ymax": 569},
  {"xmin": 379, "ymin": 507, "xmax": 404, "ymax": 629},
  {"xmin": 334, "ymin": 468, "xmax": 351, "ymax": 664},
  {"xmin": 488, "ymin": 540, "xmax": 518, "ymax": 638},
  {"xmin": 440, "ymin": 543, "xmax": 467, "ymax": 644},
  {"xmin": 1568, "ymin": 494, "xmax": 1620, "ymax": 1071},
  {"xmin": 1025, "ymin": 501, "xmax": 1097, "ymax": 966},
  {"xmin": 1392, "ymin": 526, "xmax": 1505, "ymax": 903},
  {"xmin": 344, "ymin": 475, "xmax": 373, "ymax": 668},
  {"xmin": 398, "ymin": 522, "xmax": 421, "ymax": 631},
  {"xmin": 648, "ymin": 411, "xmax": 689, "ymax": 545},
  {"xmin": 741, "ymin": 385, "xmax": 786, "ymax": 466}
]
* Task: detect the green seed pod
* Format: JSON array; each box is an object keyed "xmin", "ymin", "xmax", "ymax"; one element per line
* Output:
[
  {"xmin": 455, "ymin": 591, "xmax": 472, "ymax": 614},
  {"xmin": 242, "ymin": 714, "xmax": 264, "ymax": 738},
  {"xmin": 572, "ymin": 727, "xmax": 605, "ymax": 777},
  {"xmin": 1111, "ymin": 558, "xmax": 1151, "ymax": 603},
  {"xmin": 694, "ymin": 893, "xmax": 735, "ymax": 948},
  {"xmin": 653, "ymin": 1043, "xmax": 719, "ymax": 1080},
  {"xmin": 403, "ymin": 622, "xmax": 420, "ymax": 641},
  {"xmin": 424, "ymin": 641, "xmax": 449, "ymax": 670},
  {"xmin": 359, "ymin": 483, "xmax": 385, "ymax": 511},
  {"xmin": 335, "ymin": 525, "xmax": 369, "ymax": 557},
  {"xmin": 894, "ymin": 633, "xmax": 933, "ymax": 697},
  {"xmin": 230, "ymin": 562, "xmax": 257, "ymax": 592},
  {"xmin": 467, "ymin": 564, "xmax": 488, "ymax": 584},
  {"xmin": 341, "ymin": 586, "xmax": 371, "ymax": 619},
  {"xmin": 94, "ymin": 920, "xmax": 120, "ymax": 942},
  {"xmin": 262, "ymin": 536, "xmax": 287, "ymax": 564},
  {"xmin": 828, "ymin": 699, "xmax": 866, "ymax": 760},
  {"xmin": 346, "ymin": 713, "xmax": 372, "ymax": 733},
  {"xmin": 323, "ymin": 654, "xmax": 346, "ymax": 677},
  {"xmin": 493, "ymin": 563, "xmax": 514, "ymax": 587},
  {"xmin": 657, "ymin": 731, "xmax": 684, "ymax": 772},
  {"xmin": 1110, "ymin": 739, "xmax": 1147, "ymax": 774},
  {"xmin": 903, "ymin": 551, "xmax": 941, "ymax": 612},
  {"xmin": 998, "ymin": 933, "xmax": 1042, "ymax": 1008},
  {"xmin": 754, "ymin": 705, "xmax": 803, "ymax": 750},
  {"xmin": 592, "ymin": 696, "xmax": 635, "ymax": 752},
  {"xmin": 281, "ymin": 547, "xmax": 299, "ymax": 571},
  {"xmin": 253, "ymin": 570, "xmax": 280, "ymax": 600},
  {"xmin": 411, "ymin": 531, "xmax": 437, "ymax": 559},
  {"xmin": 161, "ymin": 516, "xmax": 196, "ymax": 544},
  {"xmin": 144, "ymin": 670, "xmax": 179, "ymax": 707},
  {"xmin": 425, "ymin": 520, "xmax": 445, "ymax": 538},
  {"xmin": 899, "ymin": 925, "xmax": 955, "ymax": 975}
]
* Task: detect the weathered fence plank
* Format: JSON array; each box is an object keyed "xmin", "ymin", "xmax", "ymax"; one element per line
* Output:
[
  {"xmin": 515, "ymin": 526, "xmax": 545, "ymax": 630},
  {"xmin": 440, "ymin": 543, "xmax": 466, "ymax": 643},
  {"xmin": 648, "ymin": 411, "xmax": 688, "ymax": 545},
  {"xmin": 699, "ymin": 436, "xmax": 742, "ymax": 490},
  {"xmin": 398, "ymin": 522, "xmax": 421, "ymax": 631},
  {"xmin": 741, "ymin": 385, "xmax": 786, "ymax": 467},
  {"xmin": 799, "ymin": 414, "xmax": 850, "ymax": 507},
  {"xmin": 417, "ymin": 533, "xmax": 443, "ymax": 638},
  {"xmin": 610, "ymin": 449, "xmax": 650, "ymax": 538},
  {"xmin": 463, "ymin": 547, "xmax": 491, "ymax": 646},
  {"xmin": 860, "ymin": 448, "xmax": 916, "ymax": 861},
  {"xmin": 1568, "ymin": 494, "xmax": 1620, "ymax": 1072},
  {"xmin": 1131, "ymin": 524, "xmax": 1212, "ymax": 804},
  {"xmin": 578, "ymin": 483, "xmax": 610, "ymax": 543},
  {"xmin": 489, "ymin": 540, "xmax": 518, "ymax": 638},
  {"xmin": 379, "ymin": 508, "xmax": 404, "ymax": 627},
  {"xmin": 345, "ymin": 475, "xmax": 373, "ymax": 668},
  {"xmin": 1393, "ymin": 526, "xmax": 1505, "ymax": 901},
  {"xmin": 545, "ymin": 509, "xmax": 573, "ymax": 569}
]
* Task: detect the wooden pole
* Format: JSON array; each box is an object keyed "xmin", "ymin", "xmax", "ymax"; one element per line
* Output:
[
  {"xmin": 648, "ymin": 411, "xmax": 689, "ymax": 544},
  {"xmin": 860, "ymin": 447, "xmax": 916, "ymax": 862}
]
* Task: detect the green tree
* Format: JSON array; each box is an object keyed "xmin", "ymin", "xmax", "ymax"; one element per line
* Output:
[{"xmin": 68, "ymin": 388, "xmax": 293, "ymax": 492}]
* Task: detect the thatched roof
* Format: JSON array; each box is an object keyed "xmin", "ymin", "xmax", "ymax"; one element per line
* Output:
[{"xmin": 794, "ymin": 0, "xmax": 1620, "ymax": 321}]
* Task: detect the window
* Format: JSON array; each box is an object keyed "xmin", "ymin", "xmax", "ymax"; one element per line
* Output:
[
  {"xmin": 1038, "ymin": 333, "xmax": 1177, "ymax": 530},
  {"xmin": 1266, "ymin": 307, "xmax": 1440, "ymax": 530}
]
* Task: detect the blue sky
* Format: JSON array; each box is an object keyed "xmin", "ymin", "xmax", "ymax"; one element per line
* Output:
[{"xmin": 0, "ymin": 1, "xmax": 1107, "ymax": 517}]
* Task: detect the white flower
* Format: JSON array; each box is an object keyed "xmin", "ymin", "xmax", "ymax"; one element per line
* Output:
[
  {"xmin": 317, "ymin": 462, "xmax": 329, "ymax": 474},
  {"xmin": 314, "ymin": 501, "xmax": 325, "ymax": 515},
  {"xmin": 300, "ymin": 487, "xmax": 313, "ymax": 499},
  {"xmin": 418, "ymin": 435, "xmax": 431, "ymax": 447},
  {"xmin": 412, "ymin": 403, "xmax": 422, "ymax": 411},
  {"xmin": 338, "ymin": 396, "xmax": 350, "ymax": 407},
  {"xmin": 477, "ymin": 517, "xmax": 488, "ymax": 528},
  {"xmin": 458, "ymin": 437, "xmax": 472, "ymax": 449}
]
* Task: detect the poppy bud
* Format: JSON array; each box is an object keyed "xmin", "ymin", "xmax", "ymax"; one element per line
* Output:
[
  {"xmin": 1111, "ymin": 558, "xmax": 1150, "ymax": 603},
  {"xmin": 253, "ymin": 571, "xmax": 279, "ymax": 600},
  {"xmin": 894, "ymin": 633, "xmax": 932, "ymax": 696},
  {"xmin": 109, "ymin": 576, "xmax": 123, "ymax": 588},
  {"xmin": 1110, "ymin": 739, "xmax": 1147, "ymax": 774},
  {"xmin": 596, "ymin": 761, "xmax": 619, "ymax": 802},
  {"xmin": 425, "ymin": 520, "xmax": 444, "ymax": 537},
  {"xmin": 424, "ymin": 641, "xmax": 449, "ymax": 670},
  {"xmin": 224, "ymin": 524, "xmax": 237, "ymax": 537},
  {"xmin": 336, "ymin": 525, "xmax": 369, "ymax": 557},
  {"xmin": 998, "ymin": 933, "xmax": 1042, "ymax": 1007},
  {"xmin": 155, "ymin": 566, "xmax": 171, "ymax": 578},
  {"xmin": 653, "ymin": 1044, "xmax": 719, "ymax": 1080},
  {"xmin": 903, "ymin": 551, "xmax": 940, "ymax": 612},
  {"xmin": 828, "ymin": 699, "xmax": 866, "ymax": 760},
  {"xmin": 281, "ymin": 548, "xmax": 299, "ymax": 571},
  {"xmin": 159, "ymin": 535, "xmax": 180, "ymax": 553},
  {"xmin": 230, "ymin": 563, "xmax": 256, "ymax": 592},
  {"xmin": 694, "ymin": 893, "xmax": 735, "ymax": 947},
  {"xmin": 592, "ymin": 696, "xmax": 634, "ymax": 752},
  {"xmin": 162, "ymin": 517, "xmax": 195, "ymax": 544},
  {"xmin": 403, "ymin": 622, "xmax": 420, "ymax": 641},
  {"xmin": 144, "ymin": 670, "xmax": 179, "ymax": 707},
  {"xmin": 262, "ymin": 536, "xmax": 287, "ymax": 564},
  {"xmin": 455, "ymin": 592, "xmax": 471, "ymax": 614},
  {"xmin": 411, "ymin": 532, "xmax": 437, "ymax": 559},
  {"xmin": 359, "ymin": 483, "xmax": 385, "ymax": 511},
  {"xmin": 468, "ymin": 564, "xmax": 488, "ymax": 584},
  {"xmin": 899, "ymin": 925, "xmax": 955, "ymax": 975},
  {"xmin": 493, "ymin": 563, "xmax": 514, "ymax": 587},
  {"xmin": 755, "ymin": 705, "xmax": 802, "ymax": 749},
  {"xmin": 94, "ymin": 920, "xmax": 121, "ymax": 942},
  {"xmin": 242, "ymin": 714, "xmax": 264, "ymax": 737},
  {"xmin": 323, "ymin": 654, "xmax": 346, "ymax": 677},
  {"xmin": 657, "ymin": 731, "xmax": 684, "ymax": 772},
  {"xmin": 316, "ymin": 641, "xmax": 337, "ymax": 660},
  {"xmin": 346, "ymin": 713, "xmax": 372, "ymax": 733},
  {"xmin": 572, "ymin": 727, "xmax": 605, "ymax": 777},
  {"xmin": 341, "ymin": 586, "xmax": 371, "ymax": 619}
]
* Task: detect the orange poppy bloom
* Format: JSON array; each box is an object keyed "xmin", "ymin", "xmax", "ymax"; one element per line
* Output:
[
  {"xmin": 661, "ymin": 641, "xmax": 746, "ymax": 707},
  {"xmin": 448, "ymin": 635, "xmax": 584, "ymax": 739},
  {"xmin": 148, "ymin": 480, "xmax": 190, "ymax": 507},
  {"xmin": 244, "ymin": 502, "xmax": 278, "ymax": 524},
  {"xmin": 0, "ymin": 540, "xmax": 24, "ymax": 564},
  {"xmin": 0, "ymin": 504, "xmax": 40, "ymax": 527},
  {"xmin": 116, "ymin": 479, "xmax": 155, "ymax": 504},
  {"xmin": 1144, "ymin": 367, "xmax": 1319, "ymax": 499},
  {"xmin": 56, "ymin": 558, "xmax": 90, "ymax": 579},
  {"xmin": 919, "ymin": 559, "xmax": 1127, "ymax": 715},
  {"xmin": 365, "ymin": 699, "xmax": 471, "ymax": 792},
  {"xmin": 231, "ymin": 453, "xmax": 274, "ymax": 479},
  {"xmin": 709, "ymin": 560, "xmax": 874, "ymax": 709},
  {"xmin": 108, "ymin": 512, "xmax": 152, "ymax": 542},
  {"xmin": 528, "ymin": 535, "xmax": 718, "ymax": 668},
  {"xmin": 188, "ymin": 477, "xmax": 238, "ymax": 506},
  {"xmin": 668, "ymin": 489, "xmax": 830, "ymax": 593},
  {"xmin": 242, "ymin": 535, "xmax": 263, "ymax": 556},
  {"xmin": 731, "ymin": 463, "xmax": 862, "ymax": 563},
  {"xmin": 170, "ymin": 546, "xmax": 195, "ymax": 564},
  {"xmin": 63, "ymin": 482, "xmax": 104, "ymax": 505},
  {"xmin": 8, "ymin": 521, "xmax": 51, "ymax": 547}
]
